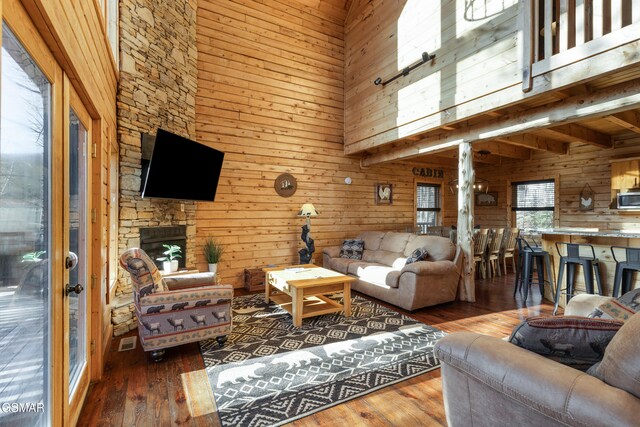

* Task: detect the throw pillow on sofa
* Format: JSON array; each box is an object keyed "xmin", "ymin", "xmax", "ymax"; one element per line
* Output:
[
  {"xmin": 509, "ymin": 316, "xmax": 624, "ymax": 371},
  {"xmin": 406, "ymin": 246, "xmax": 429, "ymax": 265},
  {"xmin": 589, "ymin": 288, "xmax": 640, "ymax": 322},
  {"xmin": 339, "ymin": 239, "xmax": 364, "ymax": 260}
]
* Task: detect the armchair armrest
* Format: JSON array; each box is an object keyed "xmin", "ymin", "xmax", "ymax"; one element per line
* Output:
[
  {"xmin": 163, "ymin": 272, "xmax": 216, "ymax": 290},
  {"xmin": 401, "ymin": 260, "xmax": 456, "ymax": 276},
  {"xmin": 435, "ymin": 333, "xmax": 640, "ymax": 427},
  {"xmin": 323, "ymin": 246, "xmax": 341, "ymax": 258}
]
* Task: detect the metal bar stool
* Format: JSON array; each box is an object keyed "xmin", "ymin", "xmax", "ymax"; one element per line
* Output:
[
  {"xmin": 553, "ymin": 242, "xmax": 603, "ymax": 315},
  {"xmin": 514, "ymin": 236, "xmax": 553, "ymax": 303},
  {"xmin": 611, "ymin": 246, "xmax": 640, "ymax": 297}
]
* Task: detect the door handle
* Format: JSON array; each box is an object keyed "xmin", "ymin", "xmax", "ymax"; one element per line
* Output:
[{"xmin": 65, "ymin": 283, "xmax": 84, "ymax": 296}]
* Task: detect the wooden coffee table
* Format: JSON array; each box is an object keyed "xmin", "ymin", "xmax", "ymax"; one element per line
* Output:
[{"xmin": 263, "ymin": 264, "xmax": 355, "ymax": 327}]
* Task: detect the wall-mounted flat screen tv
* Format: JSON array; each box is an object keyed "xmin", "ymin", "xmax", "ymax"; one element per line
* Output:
[{"xmin": 141, "ymin": 129, "xmax": 225, "ymax": 201}]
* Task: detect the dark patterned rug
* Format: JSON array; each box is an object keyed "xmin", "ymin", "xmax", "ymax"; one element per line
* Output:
[{"xmin": 199, "ymin": 293, "xmax": 445, "ymax": 427}]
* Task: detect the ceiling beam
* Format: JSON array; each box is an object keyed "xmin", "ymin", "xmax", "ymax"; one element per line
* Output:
[
  {"xmin": 430, "ymin": 150, "xmax": 501, "ymax": 165},
  {"xmin": 494, "ymin": 134, "xmax": 568, "ymax": 154},
  {"xmin": 542, "ymin": 124, "xmax": 612, "ymax": 148},
  {"xmin": 360, "ymin": 78, "xmax": 640, "ymax": 166},
  {"xmin": 473, "ymin": 141, "xmax": 531, "ymax": 160},
  {"xmin": 605, "ymin": 111, "xmax": 640, "ymax": 134}
]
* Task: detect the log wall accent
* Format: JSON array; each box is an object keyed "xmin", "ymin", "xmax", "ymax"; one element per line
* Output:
[
  {"xmin": 474, "ymin": 137, "xmax": 640, "ymax": 230},
  {"xmin": 195, "ymin": 0, "xmax": 456, "ymax": 288},
  {"xmin": 457, "ymin": 142, "xmax": 475, "ymax": 302}
]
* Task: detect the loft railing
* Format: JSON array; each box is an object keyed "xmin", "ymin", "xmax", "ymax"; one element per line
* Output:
[{"xmin": 522, "ymin": 0, "xmax": 640, "ymax": 91}]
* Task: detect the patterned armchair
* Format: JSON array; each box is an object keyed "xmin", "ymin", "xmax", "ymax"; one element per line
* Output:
[{"xmin": 119, "ymin": 248, "xmax": 233, "ymax": 361}]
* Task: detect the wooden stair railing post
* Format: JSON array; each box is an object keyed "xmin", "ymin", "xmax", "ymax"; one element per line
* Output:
[
  {"xmin": 521, "ymin": 0, "xmax": 534, "ymax": 92},
  {"xmin": 457, "ymin": 142, "xmax": 476, "ymax": 302}
]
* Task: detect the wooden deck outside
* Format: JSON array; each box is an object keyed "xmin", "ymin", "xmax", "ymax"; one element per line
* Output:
[
  {"xmin": 78, "ymin": 272, "xmax": 558, "ymax": 426},
  {"xmin": 0, "ymin": 288, "xmax": 47, "ymax": 427}
]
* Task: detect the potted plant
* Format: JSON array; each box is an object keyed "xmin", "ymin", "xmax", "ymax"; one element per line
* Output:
[
  {"xmin": 21, "ymin": 250, "xmax": 46, "ymax": 262},
  {"xmin": 156, "ymin": 244, "xmax": 182, "ymax": 273},
  {"xmin": 203, "ymin": 238, "xmax": 223, "ymax": 274}
]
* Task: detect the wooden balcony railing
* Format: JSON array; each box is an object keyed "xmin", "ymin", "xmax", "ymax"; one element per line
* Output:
[{"xmin": 522, "ymin": 0, "xmax": 640, "ymax": 91}]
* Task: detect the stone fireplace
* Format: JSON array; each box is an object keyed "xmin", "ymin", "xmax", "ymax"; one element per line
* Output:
[
  {"xmin": 113, "ymin": 0, "xmax": 199, "ymax": 336},
  {"xmin": 139, "ymin": 226, "xmax": 187, "ymax": 270}
]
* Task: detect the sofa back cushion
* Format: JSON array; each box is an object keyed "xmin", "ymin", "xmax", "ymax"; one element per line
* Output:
[
  {"xmin": 379, "ymin": 232, "xmax": 411, "ymax": 252},
  {"xmin": 356, "ymin": 231, "xmax": 386, "ymax": 251},
  {"xmin": 370, "ymin": 250, "xmax": 406, "ymax": 267},
  {"xmin": 589, "ymin": 311, "xmax": 640, "ymax": 398},
  {"xmin": 404, "ymin": 235, "xmax": 456, "ymax": 261}
]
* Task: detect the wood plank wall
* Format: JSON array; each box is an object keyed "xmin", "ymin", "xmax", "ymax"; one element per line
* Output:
[
  {"xmin": 344, "ymin": 0, "xmax": 520, "ymax": 149},
  {"xmin": 195, "ymin": 0, "xmax": 456, "ymax": 288},
  {"xmin": 474, "ymin": 138, "xmax": 640, "ymax": 229}
]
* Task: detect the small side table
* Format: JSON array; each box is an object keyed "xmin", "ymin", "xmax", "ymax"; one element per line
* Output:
[{"xmin": 244, "ymin": 268, "xmax": 265, "ymax": 291}]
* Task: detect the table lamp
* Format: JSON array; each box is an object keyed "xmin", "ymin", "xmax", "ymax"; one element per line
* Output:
[{"xmin": 297, "ymin": 203, "xmax": 318, "ymax": 264}]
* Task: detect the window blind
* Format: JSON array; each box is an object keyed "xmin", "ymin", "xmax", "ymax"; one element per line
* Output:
[
  {"xmin": 511, "ymin": 179, "xmax": 555, "ymax": 211},
  {"xmin": 416, "ymin": 183, "xmax": 441, "ymax": 211}
]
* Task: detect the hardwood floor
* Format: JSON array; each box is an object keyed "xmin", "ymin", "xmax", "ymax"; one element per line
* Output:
[{"xmin": 78, "ymin": 273, "xmax": 558, "ymax": 426}]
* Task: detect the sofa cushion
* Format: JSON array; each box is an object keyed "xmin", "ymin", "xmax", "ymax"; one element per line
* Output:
[
  {"xmin": 347, "ymin": 261, "xmax": 380, "ymax": 276},
  {"xmin": 328, "ymin": 257, "xmax": 357, "ymax": 275},
  {"xmin": 379, "ymin": 232, "xmax": 411, "ymax": 253},
  {"xmin": 589, "ymin": 312, "xmax": 640, "ymax": 398},
  {"xmin": 353, "ymin": 264, "xmax": 399, "ymax": 288},
  {"xmin": 404, "ymin": 234, "xmax": 455, "ymax": 261},
  {"xmin": 406, "ymin": 246, "xmax": 429, "ymax": 265},
  {"xmin": 509, "ymin": 316, "xmax": 623, "ymax": 371},
  {"xmin": 339, "ymin": 239, "xmax": 364, "ymax": 260},
  {"xmin": 356, "ymin": 231, "xmax": 386, "ymax": 251},
  {"xmin": 589, "ymin": 288, "xmax": 640, "ymax": 322}
]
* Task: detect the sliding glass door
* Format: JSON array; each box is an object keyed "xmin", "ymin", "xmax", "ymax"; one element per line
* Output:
[
  {"xmin": 0, "ymin": 23, "xmax": 52, "ymax": 426},
  {"xmin": 1, "ymin": 4, "xmax": 94, "ymax": 424}
]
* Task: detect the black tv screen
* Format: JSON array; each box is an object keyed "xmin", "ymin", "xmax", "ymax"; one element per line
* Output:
[{"xmin": 141, "ymin": 129, "xmax": 224, "ymax": 201}]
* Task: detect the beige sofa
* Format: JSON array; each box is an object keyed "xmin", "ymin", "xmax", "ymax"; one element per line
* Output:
[
  {"xmin": 435, "ymin": 294, "xmax": 640, "ymax": 426},
  {"xmin": 322, "ymin": 231, "xmax": 462, "ymax": 311}
]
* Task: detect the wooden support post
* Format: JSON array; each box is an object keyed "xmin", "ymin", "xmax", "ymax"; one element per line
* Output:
[
  {"xmin": 457, "ymin": 142, "xmax": 476, "ymax": 302},
  {"xmin": 521, "ymin": 0, "xmax": 534, "ymax": 92}
]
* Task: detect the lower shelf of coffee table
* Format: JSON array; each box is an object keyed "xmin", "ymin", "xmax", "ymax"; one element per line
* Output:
[{"xmin": 270, "ymin": 293, "xmax": 343, "ymax": 318}]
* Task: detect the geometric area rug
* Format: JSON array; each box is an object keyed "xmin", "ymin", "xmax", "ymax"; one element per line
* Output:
[{"xmin": 199, "ymin": 293, "xmax": 446, "ymax": 427}]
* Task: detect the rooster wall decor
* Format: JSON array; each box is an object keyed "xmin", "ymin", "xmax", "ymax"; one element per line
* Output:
[
  {"xmin": 579, "ymin": 183, "xmax": 595, "ymax": 211},
  {"xmin": 375, "ymin": 183, "xmax": 393, "ymax": 205}
]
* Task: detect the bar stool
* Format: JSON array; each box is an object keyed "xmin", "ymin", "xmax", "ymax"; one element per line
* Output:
[
  {"xmin": 514, "ymin": 236, "xmax": 553, "ymax": 303},
  {"xmin": 553, "ymin": 242, "xmax": 603, "ymax": 315},
  {"xmin": 611, "ymin": 246, "xmax": 640, "ymax": 297}
]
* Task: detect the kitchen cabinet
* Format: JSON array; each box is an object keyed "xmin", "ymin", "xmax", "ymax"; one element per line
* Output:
[{"xmin": 611, "ymin": 159, "xmax": 640, "ymax": 191}]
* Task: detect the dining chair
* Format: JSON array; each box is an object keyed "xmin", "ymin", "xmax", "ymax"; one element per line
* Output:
[
  {"xmin": 500, "ymin": 227, "xmax": 519, "ymax": 274},
  {"xmin": 486, "ymin": 228, "xmax": 505, "ymax": 278},
  {"xmin": 473, "ymin": 228, "xmax": 491, "ymax": 279}
]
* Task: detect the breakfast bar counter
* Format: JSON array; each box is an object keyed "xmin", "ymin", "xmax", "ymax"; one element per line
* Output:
[{"xmin": 533, "ymin": 228, "xmax": 640, "ymax": 306}]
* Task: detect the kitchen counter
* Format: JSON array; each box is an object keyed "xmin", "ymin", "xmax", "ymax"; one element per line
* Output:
[{"xmin": 534, "ymin": 228, "xmax": 640, "ymax": 239}]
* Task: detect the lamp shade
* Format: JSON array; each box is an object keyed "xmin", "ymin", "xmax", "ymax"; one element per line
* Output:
[{"xmin": 297, "ymin": 203, "xmax": 319, "ymax": 217}]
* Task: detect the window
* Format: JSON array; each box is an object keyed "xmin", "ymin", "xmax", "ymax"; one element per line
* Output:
[
  {"xmin": 511, "ymin": 179, "xmax": 555, "ymax": 230},
  {"xmin": 416, "ymin": 183, "xmax": 441, "ymax": 233}
]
